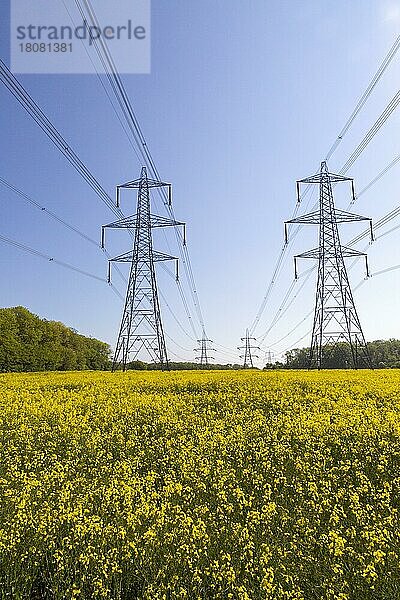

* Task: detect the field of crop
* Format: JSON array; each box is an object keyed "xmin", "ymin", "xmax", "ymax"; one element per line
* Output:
[{"xmin": 0, "ymin": 370, "xmax": 400, "ymax": 599}]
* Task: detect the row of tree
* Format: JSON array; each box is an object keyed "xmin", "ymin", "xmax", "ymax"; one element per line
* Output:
[
  {"xmin": 0, "ymin": 307, "xmax": 110, "ymax": 372},
  {"xmin": 0, "ymin": 307, "xmax": 244, "ymax": 373},
  {"xmin": 126, "ymin": 361, "xmax": 243, "ymax": 371},
  {"xmin": 279, "ymin": 340, "xmax": 400, "ymax": 369},
  {"xmin": 1, "ymin": 307, "xmax": 399, "ymax": 372}
]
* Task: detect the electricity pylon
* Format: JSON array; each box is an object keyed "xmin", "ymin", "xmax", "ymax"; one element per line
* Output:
[
  {"xmin": 285, "ymin": 161, "xmax": 373, "ymax": 370},
  {"xmin": 194, "ymin": 332, "xmax": 214, "ymax": 367},
  {"xmin": 238, "ymin": 329, "xmax": 260, "ymax": 368},
  {"xmin": 102, "ymin": 166, "xmax": 185, "ymax": 371}
]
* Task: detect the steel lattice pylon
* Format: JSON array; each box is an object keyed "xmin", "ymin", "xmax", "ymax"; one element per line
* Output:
[
  {"xmin": 194, "ymin": 332, "xmax": 214, "ymax": 368},
  {"xmin": 102, "ymin": 166, "xmax": 185, "ymax": 371},
  {"xmin": 238, "ymin": 329, "xmax": 260, "ymax": 368},
  {"xmin": 285, "ymin": 161, "xmax": 374, "ymax": 369}
]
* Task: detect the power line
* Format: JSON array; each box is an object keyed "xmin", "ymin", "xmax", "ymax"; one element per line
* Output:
[
  {"xmin": 159, "ymin": 283, "xmax": 196, "ymax": 343},
  {"xmin": 0, "ymin": 60, "xmax": 199, "ymax": 347},
  {"xmin": 0, "ymin": 59, "xmax": 121, "ymax": 220},
  {"xmin": 164, "ymin": 331, "xmax": 192, "ymax": 354},
  {"xmin": 325, "ymin": 34, "xmax": 400, "ymax": 160},
  {"xmin": 249, "ymin": 36, "xmax": 400, "ymax": 335},
  {"xmin": 256, "ymin": 270, "xmax": 314, "ymax": 345},
  {"xmin": 376, "ymin": 222, "xmax": 400, "ymax": 241},
  {"xmin": 261, "ymin": 147, "xmax": 400, "ymax": 346},
  {"xmin": 254, "ymin": 136, "xmax": 400, "ymax": 349},
  {"xmin": 348, "ymin": 203, "xmax": 400, "ymax": 246},
  {"xmin": 286, "ymin": 162, "xmax": 372, "ymax": 369},
  {"xmin": 158, "ymin": 262, "xmax": 200, "ymax": 340},
  {"xmin": 372, "ymin": 263, "xmax": 400, "ymax": 277},
  {"xmin": 263, "ymin": 192, "xmax": 400, "ymax": 351},
  {"xmin": 276, "ymin": 261, "xmax": 400, "ymax": 358},
  {"xmin": 0, "ymin": 233, "xmax": 105, "ymax": 283},
  {"xmin": 357, "ymin": 153, "xmax": 400, "ymax": 198},
  {"xmin": 60, "ymin": 0, "xmax": 144, "ymax": 165},
  {"xmin": 2, "ymin": 27, "xmax": 400, "ymax": 355},
  {"xmin": 0, "ymin": 176, "xmax": 99, "ymax": 247},
  {"xmin": 255, "ymin": 97, "xmax": 400, "ymax": 345},
  {"xmin": 0, "ymin": 176, "xmax": 129, "ymax": 286},
  {"xmin": 72, "ymin": 0, "xmax": 208, "ymax": 336},
  {"xmin": 339, "ymin": 89, "xmax": 400, "ymax": 175},
  {"xmin": 0, "ymin": 229, "xmax": 201, "ymax": 357},
  {"xmin": 213, "ymin": 341, "xmax": 240, "ymax": 354},
  {"xmin": 1, "ymin": 174, "xmax": 198, "ymax": 353}
]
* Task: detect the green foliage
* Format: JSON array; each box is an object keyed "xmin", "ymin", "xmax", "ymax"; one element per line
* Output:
[
  {"xmin": 126, "ymin": 361, "xmax": 244, "ymax": 371},
  {"xmin": 284, "ymin": 340, "xmax": 400, "ymax": 369},
  {"xmin": 0, "ymin": 306, "xmax": 110, "ymax": 372}
]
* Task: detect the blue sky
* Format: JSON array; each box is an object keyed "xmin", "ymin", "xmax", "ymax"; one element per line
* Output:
[{"xmin": 1, "ymin": 1, "xmax": 400, "ymax": 365}]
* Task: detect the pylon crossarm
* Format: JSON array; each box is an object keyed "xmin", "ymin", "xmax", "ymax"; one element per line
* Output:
[
  {"xmin": 105, "ymin": 214, "xmax": 137, "ymax": 227},
  {"xmin": 152, "ymin": 252, "xmax": 180, "ymax": 282},
  {"xmin": 297, "ymin": 175, "xmax": 322, "ymax": 185},
  {"xmin": 295, "ymin": 245, "xmax": 366, "ymax": 260},
  {"xmin": 341, "ymin": 246, "xmax": 367, "ymax": 258},
  {"xmin": 298, "ymin": 173, "xmax": 353, "ymax": 185},
  {"xmin": 116, "ymin": 171, "xmax": 172, "ymax": 209},
  {"xmin": 149, "ymin": 215, "xmax": 185, "ymax": 228},
  {"xmin": 109, "ymin": 249, "xmax": 177, "ymax": 264},
  {"xmin": 152, "ymin": 250, "xmax": 178, "ymax": 263},
  {"xmin": 296, "ymin": 248, "xmax": 320, "ymax": 260},
  {"xmin": 119, "ymin": 180, "xmax": 172, "ymax": 206},
  {"xmin": 286, "ymin": 209, "xmax": 369, "ymax": 230},
  {"xmin": 326, "ymin": 173, "xmax": 353, "ymax": 183},
  {"xmin": 109, "ymin": 250, "xmax": 134, "ymax": 263},
  {"xmin": 286, "ymin": 210, "xmax": 320, "ymax": 225},
  {"xmin": 118, "ymin": 178, "xmax": 171, "ymax": 189},
  {"xmin": 102, "ymin": 216, "xmax": 137, "ymax": 246},
  {"xmin": 103, "ymin": 214, "xmax": 183, "ymax": 230},
  {"xmin": 334, "ymin": 209, "xmax": 371, "ymax": 223}
]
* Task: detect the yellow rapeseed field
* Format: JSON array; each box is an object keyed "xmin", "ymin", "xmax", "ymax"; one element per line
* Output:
[{"xmin": 0, "ymin": 369, "xmax": 400, "ymax": 599}]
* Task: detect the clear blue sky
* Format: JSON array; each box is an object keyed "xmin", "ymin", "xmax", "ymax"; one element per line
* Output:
[{"xmin": 1, "ymin": 1, "xmax": 400, "ymax": 365}]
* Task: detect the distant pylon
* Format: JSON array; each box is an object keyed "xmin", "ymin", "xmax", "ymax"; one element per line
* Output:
[
  {"xmin": 266, "ymin": 350, "xmax": 273, "ymax": 364},
  {"xmin": 102, "ymin": 166, "xmax": 186, "ymax": 371},
  {"xmin": 194, "ymin": 332, "xmax": 214, "ymax": 367},
  {"xmin": 238, "ymin": 329, "xmax": 260, "ymax": 368},
  {"xmin": 285, "ymin": 161, "xmax": 373, "ymax": 369}
]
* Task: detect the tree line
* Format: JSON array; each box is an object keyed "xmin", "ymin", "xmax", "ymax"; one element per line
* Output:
[
  {"xmin": 125, "ymin": 361, "xmax": 243, "ymax": 371},
  {"xmin": 1, "ymin": 306, "xmax": 399, "ymax": 372},
  {"xmin": 272, "ymin": 340, "xmax": 400, "ymax": 369},
  {"xmin": 0, "ymin": 307, "xmax": 110, "ymax": 372},
  {"xmin": 0, "ymin": 307, "xmax": 242, "ymax": 373}
]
